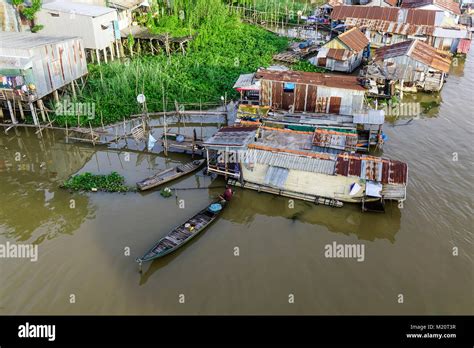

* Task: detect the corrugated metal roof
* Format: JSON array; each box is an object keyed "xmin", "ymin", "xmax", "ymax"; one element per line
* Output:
[
  {"xmin": 246, "ymin": 148, "xmax": 337, "ymax": 175},
  {"xmin": 337, "ymin": 27, "xmax": 369, "ymax": 52},
  {"xmin": 331, "ymin": 5, "xmax": 438, "ymax": 26},
  {"xmin": 343, "ymin": 17, "xmax": 435, "ymax": 36},
  {"xmin": 203, "ymin": 126, "xmax": 258, "ymax": 147},
  {"xmin": 326, "ymin": 48, "xmax": 353, "ymax": 61},
  {"xmin": 233, "ymin": 73, "xmax": 256, "ymax": 89},
  {"xmin": 331, "ymin": 6, "xmax": 400, "ymax": 22},
  {"xmin": 0, "ymin": 31, "xmax": 81, "ymax": 50},
  {"xmin": 42, "ymin": 1, "xmax": 116, "ymax": 17},
  {"xmin": 255, "ymin": 69, "xmax": 366, "ymax": 91},
  {"xmin": 312, "ymin": 130, "xmax": 358, "ymax": 151},
  {"xmin": 401, "ymin": 0, "xmax": 461, "ymax": 15},
  {"xmin": 374, "ymin": 40, "xmax": 452, "ymax": 72},
  {"xmin": 335, "ymin": 154, "xmax": 408, "ymax": 184}
]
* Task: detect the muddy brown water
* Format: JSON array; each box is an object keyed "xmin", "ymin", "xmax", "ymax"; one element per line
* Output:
[{"xmin": 0, "ymin": 54, "xmax": 472, "ymax": 315}]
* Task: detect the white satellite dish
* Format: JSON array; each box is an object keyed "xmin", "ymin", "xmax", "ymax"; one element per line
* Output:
[{"xmin": 136, "ymin": 94, "xmax": 146, "ymax": 104}]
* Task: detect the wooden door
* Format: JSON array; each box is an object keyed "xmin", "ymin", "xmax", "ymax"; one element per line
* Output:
[{"xmin": 329, "ymin": 96, "xmax": 342, "ymax": 114}]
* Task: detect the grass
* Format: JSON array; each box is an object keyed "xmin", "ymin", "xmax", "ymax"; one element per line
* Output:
[
  {"xmin": 55, "ymin": 1, "xmax": 288, "ymax": 127},
  {"xmin": 61, "ymin": 172, "xmax": 130, "ymax": 192}
]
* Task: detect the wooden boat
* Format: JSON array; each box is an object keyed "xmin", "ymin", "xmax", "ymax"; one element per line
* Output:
[
  {"xmin": 136, "ymin": 159, "xmax": 205, "ymax": 191},
  {"xmin": 136, "ymin": 199, "xmax": 227, "ymax": 265}
]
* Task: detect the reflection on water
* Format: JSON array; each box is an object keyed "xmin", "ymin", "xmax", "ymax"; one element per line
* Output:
[
  {"xmin": 0, "ymin": 131, "xmax": 95, "ymax": 244},
  {"xmin": 227, "ymin": 189, "xmax": 401, "ymax": 243}
]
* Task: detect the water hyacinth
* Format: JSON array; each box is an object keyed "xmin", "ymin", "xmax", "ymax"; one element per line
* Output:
[{"xmin": 62, "ymin": 172, "xmax": 130, "ymax": 192}]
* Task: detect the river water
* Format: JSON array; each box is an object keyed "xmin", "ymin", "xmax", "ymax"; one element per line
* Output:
[{"xmin": 1, "ymin": 51, "xmax": 473, "ymax": 315}]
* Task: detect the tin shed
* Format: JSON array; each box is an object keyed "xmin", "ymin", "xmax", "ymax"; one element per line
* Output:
[{"xmin": 37, "ymin": 1, "xmax": 118, "ymax": 50}]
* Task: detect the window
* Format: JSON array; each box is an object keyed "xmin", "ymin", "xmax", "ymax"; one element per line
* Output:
[
  {"xmin": 283, "ymin": 82, "xmax": 295, "ymax": 93},
  {"xmin": 49, "ymin": 12, "xmax": 59, "ymax": 17}
]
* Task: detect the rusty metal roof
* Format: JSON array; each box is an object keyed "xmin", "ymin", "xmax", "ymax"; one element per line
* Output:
[
  {"xmin": 374, "ymin": 40, "xmax": 452, "ymax": 72},
  {"xmin": 331, "ymin": 6, "xmax": 438, "ymax": 26},
  {"xmin": 401, "ymin": 0, "xmax": 461, "ymax": 15},
  {"xmin": 326, "ymin": 48, "xmax": 353, "ymax": 61},
  {"xmin": 331, "ymin": 6, "xmax": 400, "ymax": 21},
  {"xmin": 255, "ymin": 69, "xmax": 366, "ymax": 91},
  {"xmin": 343, "ymin": 17, "xmax": 435, "ymax": 36},
  {"xmin": 313, "ymin": 130, "xmax": 358, "ymax": 151},
  {"xmin": 337, "ymin": 27, "xmax": 369, "ymax": 52},
  {"xmin": 335, "ymin": 155, "xmax": 408, "ymax": 184}
]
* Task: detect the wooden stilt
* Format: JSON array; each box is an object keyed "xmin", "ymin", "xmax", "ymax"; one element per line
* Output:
[
  {"xmin": 29, "ymin": 102, "xmax": 39, "ymax": 126},
  {"xmin": 120, "ymin": 39, "xmax": 125, "ymax": 57},
  {"xmin": 103, "ymin": 48, "xmax": 108, "ymax": 63},
  {"xmin": 7, "ymin": 100, "xmax": 17, "ymax": 124},
  {"xmin": 18, "ymin": 101, "xmax": 25, "ymax": 120},
  {"xmin": 115, "ymin": 40, "xmax": 121, "ymax": 59},
  {"xmin": 71, "ymin": 82, "xmax": 77, "ymax": 99},
  {"xmin": 37, "ymin": 99, "xmax": 47, "ymax": 122},
  {"xmin": 109, "ymin": 43, "xmax": 115, "ymax": 61},
  {"xmin": 96, "ymin": 49, "xmax": 101, "ymax": 65},
  {"xmin": 53, "ymin": 90, "xmax": 59, "ymax": 104}
]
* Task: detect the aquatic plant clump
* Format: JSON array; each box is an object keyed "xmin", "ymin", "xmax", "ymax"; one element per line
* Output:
[{"xmin": 62, "ymin": 172, "xmax": 129, "ymax": 192}]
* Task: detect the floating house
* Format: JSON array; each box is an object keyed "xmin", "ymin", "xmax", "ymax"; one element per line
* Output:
[
  {"xmin": 234, "ymin": 69, "xmax": 367, "ymax": 116},
  {"xmin": 37, "ymin": 1, "xmax": 120, "ymax": 63},
  {"xmin": 0, "ymin": 32, "xmax": 87, "ymax": 124},
  {"xmin": 309, "ymin": 27, "xmax": 369, "ymax": 72},
  {"xmin": 203, "ymin": 125, "xmax": 407, "ymax": 209},
  {"xmin": 330, "ymin": 5, "xmax": 472, "ymax": 53},
  {"xmin": 366, "ymin": 39, "xmax": 452, "ymax": 93}
]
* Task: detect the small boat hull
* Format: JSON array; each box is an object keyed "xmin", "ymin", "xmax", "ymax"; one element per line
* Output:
[
  {"xmin": 136, "ymin": 159, "xmax": 205, "ymax": 191},
  {"xmin": 136, "ymin": 199, "xmax": 227, "ymax": 263}
]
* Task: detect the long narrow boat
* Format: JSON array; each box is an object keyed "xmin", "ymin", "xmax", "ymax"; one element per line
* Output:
[
  {"xmin": 136, "ymin": 199, "xmax": 227, "ymax": 265},
  {"xmin": 136, "ymin": 159, "xmax": 205, "ymax": 191}
]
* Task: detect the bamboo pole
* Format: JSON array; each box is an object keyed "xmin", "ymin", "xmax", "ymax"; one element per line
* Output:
[{"xmin": 18, "ymin": 101, "xmax": 25, "ymax": 120}]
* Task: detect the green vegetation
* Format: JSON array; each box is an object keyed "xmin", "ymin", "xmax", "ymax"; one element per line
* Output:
[
  {"xmin": 57, "ymin": 0, "xmax": 288, "ymax": 126},
  {"xmin": 21, "ymin": 0, "xmax": 42, "ymax": 21},
  {"xmin": 62, "ymin": 172, "xmax": 130, "ymax": 192},
  {"xmin": 160, "ymin": 187, "xmax": 173, "ymax": 197},
  {"xmin": 292, "ymin": 60, "xmax": 328, "ymax": 73},
  {"xmin": 31, "ymin": 24, "xmax": 44, "ymax": 33}
]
